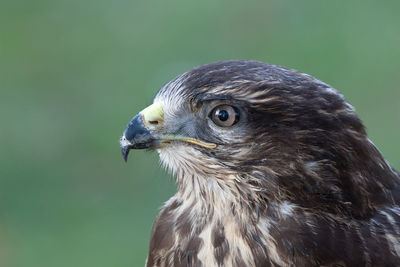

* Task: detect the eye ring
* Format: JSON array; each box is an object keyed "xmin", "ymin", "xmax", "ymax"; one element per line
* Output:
[{"xmin": 209, "ymin": 105, "xmax": 240, "ymax": 127}]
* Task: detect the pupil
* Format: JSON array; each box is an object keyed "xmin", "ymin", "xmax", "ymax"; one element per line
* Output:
[{"xmin": 218, "ymin": 110, "xmax": 229, "ymax": 121}]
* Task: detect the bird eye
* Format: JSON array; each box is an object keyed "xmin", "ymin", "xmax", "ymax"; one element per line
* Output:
[{"xmin": 209, "ymin": 105, "xmax": 240, "ymax": 127}]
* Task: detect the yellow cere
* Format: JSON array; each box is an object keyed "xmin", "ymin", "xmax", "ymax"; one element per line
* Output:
[{"xmin": 140, "ymin": 102, "xmax": 164, "ymax": 126}]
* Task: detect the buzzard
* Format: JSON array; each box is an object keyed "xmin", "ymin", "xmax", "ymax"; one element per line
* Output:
[{"xmin": 120, "ymin": 60, "xmax": 400, "ymax": 266}]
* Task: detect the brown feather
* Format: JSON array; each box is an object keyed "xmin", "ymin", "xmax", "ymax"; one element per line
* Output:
[{"xmin": 124, "ymin": 60, "xmax": 400, "ymax": 266}]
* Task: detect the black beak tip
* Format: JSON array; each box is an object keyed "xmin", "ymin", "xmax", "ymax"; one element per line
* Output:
[{"xmin": 121, "ymin": 146, "xmax": 130, "ymax": 162}]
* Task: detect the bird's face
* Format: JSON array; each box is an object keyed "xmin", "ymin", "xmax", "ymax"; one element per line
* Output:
[
  {"xmin": 121, "ymin": 60, "xmax": 378, "ymax": 206},
  {"xmin": 121, "ymin": 60, "xmax": 398, "ymax": 220},
  {"xmin": 120, "ymin": 83, "xmax": 255, "ymax": 178}
]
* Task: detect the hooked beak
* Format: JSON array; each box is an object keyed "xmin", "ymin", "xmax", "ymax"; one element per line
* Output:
[
  {"xmin": 120, "ymin": 113, "xmax": 161, "ymax": 161},
  {"xmin": 120, "ymin": 102, "xmax": 216, "ymax": 162}
]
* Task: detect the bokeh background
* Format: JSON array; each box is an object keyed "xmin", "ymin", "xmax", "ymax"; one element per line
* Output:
[{"xmin": 1, "ymin": 0, "xmax": 399, "ymax": 266}]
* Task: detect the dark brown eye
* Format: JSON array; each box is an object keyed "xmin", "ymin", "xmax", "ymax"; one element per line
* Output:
[{"xmin": 209, "ymin": 105, "xmax": 240, "ymax": 127}]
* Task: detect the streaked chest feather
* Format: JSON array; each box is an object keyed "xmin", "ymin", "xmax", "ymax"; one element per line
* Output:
[
  {"xmin": 146, "ymin": 145, "xmax": 400, "ymax": 266},
  {"xmin": 147, "ymin": 145, "xmax": 292, "ymax": 266},
  {"xmin": 146, "ymin": 192, "xmax": 293, "ymax": 267},
  {"xmin": 146, "ymin": 190, "xmax": 400, "ymax": 267}
]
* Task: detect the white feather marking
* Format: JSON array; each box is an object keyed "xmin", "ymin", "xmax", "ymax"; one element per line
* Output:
[
  {"xmin": 386, "ymin": 233, "xmax": 400, "ymax": 257},
  {"xmin": 197, "ymin": 223, "xmax": 217, "ymax": 266},
  {"xmin": 279, "ymin": 201, "xmax": 295, "ymax": 217},
  {"xmin": 381, "ymin": 210, "xmax": 400, "ymax": 236},
  {"xmin": 257, "ymin": 219, "xmax": 288, "ymax": 266}
]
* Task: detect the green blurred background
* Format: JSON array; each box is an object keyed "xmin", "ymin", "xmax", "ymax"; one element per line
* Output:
[{"xmin": 1, "ymin": 0, "xmax": 399, "ymax": 266}]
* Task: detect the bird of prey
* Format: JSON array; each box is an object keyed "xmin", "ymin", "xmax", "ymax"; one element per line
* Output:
[{"xmin": 120, "ymin": 60, "xmax": 400, "ymax": 266}]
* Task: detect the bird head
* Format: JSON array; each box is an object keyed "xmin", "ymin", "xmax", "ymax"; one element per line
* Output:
[{"xmin": 121, "ymin": 60, "xmax": 397, "ymax": 217}]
